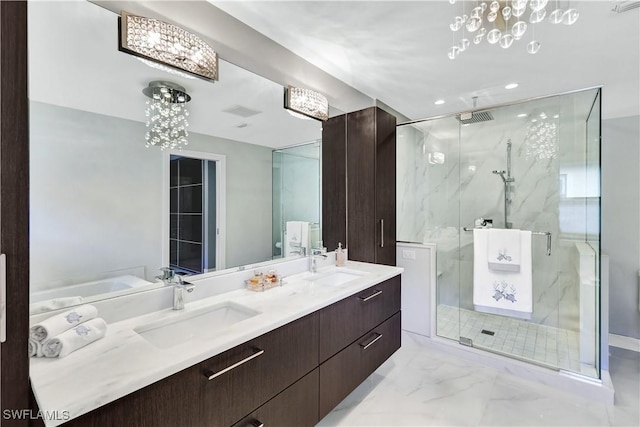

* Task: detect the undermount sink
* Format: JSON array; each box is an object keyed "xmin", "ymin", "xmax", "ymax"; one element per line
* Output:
[
  {"xmin": 306, "ymin": 268, "xmax": 367, "ymax": 286},
  {"xmin": 134, "ymin": 301, "xmax": 260, "ymax": 349}
]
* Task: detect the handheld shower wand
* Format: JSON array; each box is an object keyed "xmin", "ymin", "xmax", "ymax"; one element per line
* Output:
[{"xmin": 493, "ymin": 140, "xmax": 515, "ymax": 228}]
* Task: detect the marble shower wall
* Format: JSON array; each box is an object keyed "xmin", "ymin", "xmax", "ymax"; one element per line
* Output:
[{"xmin": 397, "ymin": 92, "xmax": 599, "ymax": 333}]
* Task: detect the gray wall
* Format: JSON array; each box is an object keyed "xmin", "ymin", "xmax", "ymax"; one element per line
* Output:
[
  {"xmin": 30, "ymin": 101, "xmax": 272, "ymax": 291},
  {"xmin": 602, "ymin": 114, "xmax": 640, "ymax": 339}
]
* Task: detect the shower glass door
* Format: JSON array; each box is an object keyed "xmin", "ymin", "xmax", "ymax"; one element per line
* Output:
[
  {"xmin": 397, "ymin": 87, "xmax": 602, "ymax": 380},
  {"xmin": 456, "ymin": 88, "xmax": 602, "ymax": 378}
]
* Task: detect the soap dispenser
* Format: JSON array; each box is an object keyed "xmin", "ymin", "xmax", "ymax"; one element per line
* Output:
[{"xmin": 336, "ymin": 242, "xmax": 346, "ymax": 267}]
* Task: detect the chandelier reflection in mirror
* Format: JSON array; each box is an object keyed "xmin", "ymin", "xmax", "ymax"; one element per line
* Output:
[
  {"xmin": 143, "ymin": 81, "xmax": 191, "ymax": 150},
  {"xmin": 284, "ymin": 86, "xmax": 329, "ymax": 121},
  {"xmin": 447, "ymin": 0, "xmax": 579, "ymax": 59},
  {"xmin": 119, "ymin": 11, "xmax": 218, "ymax": 81},
  {"xmin": 524, "ymin": 111, "xmax": 558, "ymax": 160}
]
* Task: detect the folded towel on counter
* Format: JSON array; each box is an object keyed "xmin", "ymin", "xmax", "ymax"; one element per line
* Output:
[
  {"xmin": 29, "ymin": 304, "xmax": 98, "ymax": 342},
  {"xmin": 29, "ymin": 296, "xmax": 84, "ymax": 315},
  {"xmin": 487, "ymin": 228, "xmax": 523, "ymax": 272},
  {"xmin": 28, "ymin": 338, "xmax": 43, "ymax": 358},
  {"xmin": 41, "ymin": 318, "xmax": 107, "ymax": 358}
]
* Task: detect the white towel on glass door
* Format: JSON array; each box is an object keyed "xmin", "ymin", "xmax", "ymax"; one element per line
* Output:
[
  {"xmin": 473, "ymin": 229, "xmax": 533, "ymax": 319},
  {"xmin": 487, "ymin": 228, "xmax": 522, "ymax": 272}
]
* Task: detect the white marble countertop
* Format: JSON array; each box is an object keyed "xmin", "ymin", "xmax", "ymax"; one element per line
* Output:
[{"xmin": 30, "ymin": 261, "xmax": 402, "ymax": 426}]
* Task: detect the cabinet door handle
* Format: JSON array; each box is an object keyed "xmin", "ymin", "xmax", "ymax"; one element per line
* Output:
[
  {"xmin": 250, "ymin": 420, "xmax": 264, "ymax": 427},
  {"xmin": 380, "ymin": 219, "xmax": 384, "ymax": 248},
  {"xmin": 359, "ymin": 332, "xmax": 383, "ymax": 350},
  {"xmin": 359, "ymin": 289, "xmax": 382, "ymax": 302},
  {"xmin": 204, "ymin": 348, "xmax": 265, "ymax": 380}
]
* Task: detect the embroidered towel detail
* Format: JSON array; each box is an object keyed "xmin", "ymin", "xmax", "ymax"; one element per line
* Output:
[
  {"xmin": 473, "ymin": 229, "xmax": 532, "ymax": 319},
  {"xmin": 487, "ymin": 228, "xmax": 522, "ymax": 272},
  {"xmin": 29, "ymin": 304, "xmax": 98, "ymax": 342},
  {"xmin": 41, "ymin": 318, "xmax": 107, "ymax": 358}
]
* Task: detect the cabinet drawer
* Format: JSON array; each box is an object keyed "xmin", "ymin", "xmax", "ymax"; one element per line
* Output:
[
  {"xmin": 201, "ymin": 312, "xmax": 318, "ymax": 426},
  {"xmin": 232, "ymin": 368, "xmax": 319, "ymax": 427},
  {"xmin": 319, "ymin": 311, "xmax": 401, "ymax": 419},
  {"xmin": 319, "ymin": 275, "xmax": 400, "ymax": 361}
]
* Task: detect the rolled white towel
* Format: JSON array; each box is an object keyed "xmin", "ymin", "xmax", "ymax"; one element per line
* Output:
[
  {"xmin": 41, "ymin": 318, "xmax": 107, "ymax": 358},
  {"xmin": 28, "ymin": 338, "xmax": 43, "ymax": 357},
  {"xmin": 29, "ymin": 304, "xmax": 98, "ymax": 342}
]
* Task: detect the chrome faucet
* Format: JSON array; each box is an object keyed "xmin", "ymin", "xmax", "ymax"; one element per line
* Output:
[
  {"xmin": 172, "ymin": 275, "xmax": 195, "ymax": 310},
  {"xmin": 157, "ymin": 268, "xmax": 195, "ymax": 310},
  {"xmin": 309, "ymin": 248, "xmax": 328, "ymax": 273}
]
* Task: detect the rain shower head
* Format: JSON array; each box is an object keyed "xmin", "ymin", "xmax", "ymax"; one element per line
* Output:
[{"xmin": 457, "ymin": 110, "xmax": 494, "ymax": 125}]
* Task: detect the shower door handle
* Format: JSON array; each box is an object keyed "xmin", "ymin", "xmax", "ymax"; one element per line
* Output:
[{"xmin": 380, "ymin": 219, "xmax": 384, "ymax": 248}]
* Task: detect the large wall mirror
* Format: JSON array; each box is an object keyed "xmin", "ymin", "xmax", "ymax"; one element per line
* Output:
[{"xmin": 29, "ymin": 1, "xmax": 324, "ymax": 313}]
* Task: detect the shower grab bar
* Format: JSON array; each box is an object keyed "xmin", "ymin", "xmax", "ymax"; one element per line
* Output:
[{"xmin": 463, "ymin": 227, "xmax": 552, "ymax": 256}]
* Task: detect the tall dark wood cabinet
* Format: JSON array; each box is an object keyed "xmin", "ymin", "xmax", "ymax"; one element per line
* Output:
[
  {"xmin": 1, "ymin": 2, "xmax": 31, "ymax": 425},
  {"xmin": 322, "ymin": 106, "xmax": 396, "ymax": 265}
]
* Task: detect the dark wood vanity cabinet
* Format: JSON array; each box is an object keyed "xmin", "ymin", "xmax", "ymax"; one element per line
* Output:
[
  {"xmin": 63, "ymin": 363, "xmax": 203, "ymax": 427},
  {"xmin": 319, "ymin": 275, "xmax": 401, "ymax": 362},
  {"xmin": 58, "ymin": 274, "xmax": 401, "ymax": 427},
  {"xmin": 200, "ymin": 312, "xmax": 318, "ymax": 426},
  {"xmin": 319, "ymin": 312, "xmax": 401, "ymax": 418},
  {"xmin": 322, "ymin": 106, "xmax": 397, "ymax": 266},
  {"xmin": 232, "ymin": 369, "xmax": 319, "ymax": 427},
  {"xmin": 318, "ymin": 277, "xmax": 401, "ymax": 419},
  {"xmin": 64, "ymin": 313, "xmax": 318, "ymax": 427}
]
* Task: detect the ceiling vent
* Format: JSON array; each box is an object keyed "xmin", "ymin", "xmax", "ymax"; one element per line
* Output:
[
  {"xmin": 457, "ymin": 111, "xmax": 494, "ymax": 125},
  {"xmin": 222, "ymin": 105, "xmax": 262, "ymax": 117},
  {"xmin": 611, "ymin": 0, "xmax": 640, "ymax": 12}
]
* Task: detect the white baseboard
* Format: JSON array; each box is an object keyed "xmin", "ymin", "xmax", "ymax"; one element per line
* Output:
[{"xmin": 609, "ymin": 333, "xmax": 640, "ymax": 352}]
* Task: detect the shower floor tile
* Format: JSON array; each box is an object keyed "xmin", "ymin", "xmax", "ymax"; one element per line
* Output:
[{"xmin": 437, "ymin": 304, "xmax": 584, "ymax": 372}]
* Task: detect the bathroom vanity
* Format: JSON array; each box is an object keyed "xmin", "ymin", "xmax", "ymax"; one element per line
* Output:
[{"xmin": 30, "ymin": 261, "xmax": 402, "ymax": 426}]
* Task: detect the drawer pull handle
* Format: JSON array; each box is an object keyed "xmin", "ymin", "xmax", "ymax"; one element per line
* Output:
[
  {"xmin": 204, "ymin": 348, "xmax": 265, "ymax": 380},
  {"xmin": 359, "ymin": 289, "xmax": 382, "ymax": 302},
  {"xmin": 250, "ymin": 420, "xmax": 264, "ymax": 427},
  {"xmin": 360, "ymin": 333, "xmax": 383, "ymax": 350}
]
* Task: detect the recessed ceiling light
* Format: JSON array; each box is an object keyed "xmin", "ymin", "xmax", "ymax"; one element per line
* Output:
[
  {"xmin": 517, "ymin": 113, "xmax": 527, "ymax": 118},
  {"xmin": 505, "ymin": 83, "xmax": 519, "ymax": 90},
  {"xmin": 434, "ymin": 99, "xmax": 445, "ymax": 105}
]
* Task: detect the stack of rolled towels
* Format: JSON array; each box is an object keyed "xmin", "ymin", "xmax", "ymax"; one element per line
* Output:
[{"xmin": 29, "ymin": 304, "xmax": 107, "ymax": 358}]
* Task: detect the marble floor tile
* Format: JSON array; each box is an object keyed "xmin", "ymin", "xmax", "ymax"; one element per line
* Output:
[{"xmin": 319, "ymin": 331, "xmax": 639, "ymax": 427}]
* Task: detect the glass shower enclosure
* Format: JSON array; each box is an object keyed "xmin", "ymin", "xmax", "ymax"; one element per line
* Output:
[
  {"xmin": 272, "ymin": 141, "xmax": 322, "ymax": 259},
  {"xmin": 397, "ymin": 88, "xmax": 602, "ymax": 379}
]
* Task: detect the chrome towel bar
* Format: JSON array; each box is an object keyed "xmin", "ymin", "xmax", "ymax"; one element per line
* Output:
[{"xmin": 463, "ymin": 227, "xmax": 552, "ymax": 256}]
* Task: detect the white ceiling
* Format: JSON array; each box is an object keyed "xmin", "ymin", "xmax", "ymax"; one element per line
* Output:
[
  {"xmin": 211, "ymin": 0, "xmax": 640, "ymax": 121},
  {"xmin": 28, "ymin": 1, "xmax": 322, "ymax": 149}
]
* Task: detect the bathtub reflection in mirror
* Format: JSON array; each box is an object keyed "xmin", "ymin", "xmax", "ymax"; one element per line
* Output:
[{"xmin": 28, "ymin": 1, "xmax": 323, "ymax": 313}]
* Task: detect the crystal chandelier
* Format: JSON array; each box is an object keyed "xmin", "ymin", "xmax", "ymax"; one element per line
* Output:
[
  {"xmin": 284, "ymin": 85, "xmax": 329, "ymax": 121},
  {"xmin": 119, "ymin": 11, "xmax": 218, "ymax": 81},
  {"xmin": 143, "ymin": 81, "xmax": 191, "ymax": 150},
  {"xmin": 447, "ymin": 0, "xmax": 579, "ymax": 59}
]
